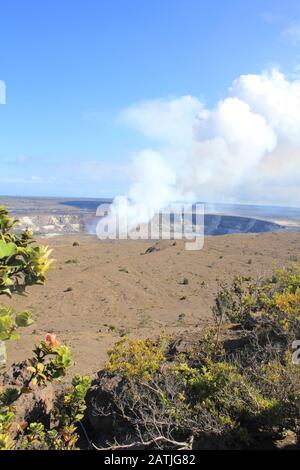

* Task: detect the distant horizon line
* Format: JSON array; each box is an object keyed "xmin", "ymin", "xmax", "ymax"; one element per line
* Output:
[{"xmin": 0, "ymin": 194, "xmax": 300, "ymax": 210}]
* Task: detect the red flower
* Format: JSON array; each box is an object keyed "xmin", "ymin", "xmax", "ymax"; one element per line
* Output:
[{"xmin": 45, "ymin": 333, "xmax": 60, "ymax": 348}]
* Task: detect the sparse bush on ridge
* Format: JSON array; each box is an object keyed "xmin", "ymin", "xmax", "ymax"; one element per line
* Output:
[
  {"xmin": 106, "ymin": 337, "xmax": 167, "ymax": 380},
  {"xmin": 213, "ymin": 264, "xmax": 300, "ymax": 341},
  {"xmin": 89, "ymin": 266, "xmax": 300, "ymax": 450},
  {"xmin": 89, "ymin": 337, "xmax": 297, "ymax": 449},
  {"xmin": 1, "ymin": 204, "xmax": 300, "ymax": 450}
]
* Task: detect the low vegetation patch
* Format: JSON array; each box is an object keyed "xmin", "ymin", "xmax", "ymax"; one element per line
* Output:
[{"xmin": 88, "ymin": 264, "xmax": 300, "ymax": 450}]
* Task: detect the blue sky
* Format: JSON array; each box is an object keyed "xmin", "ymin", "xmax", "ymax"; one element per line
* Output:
[{"xmin": 1, "ymin": 0, "xmax": 300, "ymax": 198}]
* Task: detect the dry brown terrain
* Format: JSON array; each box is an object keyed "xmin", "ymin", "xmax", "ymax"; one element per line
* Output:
[{"xmin": 3, "ymin": 232, "xmax": 300, "ymax": 376}]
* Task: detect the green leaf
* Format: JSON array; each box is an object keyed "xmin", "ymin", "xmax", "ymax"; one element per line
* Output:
[
  {"xmin": 0, "ymin": 288, "xmax": 12, "ymax": 297},
  {"xmin": 0, "ymin": 314, "xmax": 14, "ymax": 335},
  {"xmin": 15, "ymin": 311, "xmax": 33, "ymax": 328},
  {"xmin": 0, "ymin": 240, "xmax": 17, "ymax": 259},
  {"xmin": 8, "ymin": 331, "xmax": 20, "ymax": 341},
  {"xmin": 1, "ymin": 387, "xmax": 19, "ymax": 405}
]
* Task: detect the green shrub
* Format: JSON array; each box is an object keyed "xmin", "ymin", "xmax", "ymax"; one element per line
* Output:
[
  {"xmin": 0, "ymin": 206, "xmax": 90, "ymax": 450},
  {"xmin": 106, "ymin": 337, "xmax": 167, "ymax": 380},
  {"xmin": 20, "ymin": 375, "xmax": 91, "ymax": 450}
]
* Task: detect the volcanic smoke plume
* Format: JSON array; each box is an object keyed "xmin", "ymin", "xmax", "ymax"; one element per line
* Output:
[{"xmin": 104, "ymin": 69, "xmax": 300, "ymax": 233}]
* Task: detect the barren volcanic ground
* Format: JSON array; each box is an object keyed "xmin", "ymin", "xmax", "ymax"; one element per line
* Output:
[{"xmin": 4, "ymin": 232, "xmax": 300, "ymax": 376}]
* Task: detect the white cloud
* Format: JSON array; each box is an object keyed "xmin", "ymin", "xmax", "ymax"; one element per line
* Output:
[
  {"xmin": 0, "ymin": 175, "xmax": 56, "ymax": 184},
  {"xmin": 261, "ymin": 12, "xmax": 278, "ymax": 24},
  {"xmin": 0, "ymin": 80, "xmax": 6, "ymax": 105},
  {"xmin": 76, "ymin": 160, "xmax": 129, "ymax": 183},
  {"xmin": 110, "ymin": 68, "xmax": 300, "ymax": 230},
  {"xmin": 1, "ymin": 154, "xmax": 30, "ymax": 166},
  {"xmin": 120, "ymin": 95, "xmax": 204, "ymax": 146},
  {"xmin": 282, "ymin": 23, "xmax": 300, "ymax": 44},
  {"xmin": 232, "ymin": 69, "xmax": 300, "ymax": 142}
]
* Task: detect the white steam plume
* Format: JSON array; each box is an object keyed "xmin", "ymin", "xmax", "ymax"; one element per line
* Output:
[{"xmin": 108, "ymin": 69, "xmax": 300, "ymax": 232}]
